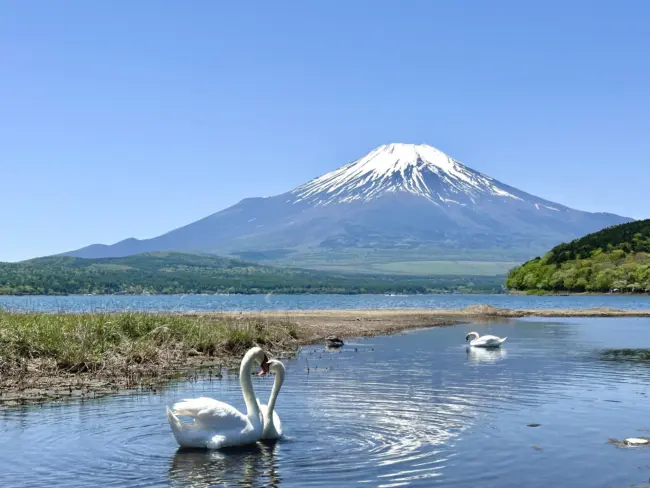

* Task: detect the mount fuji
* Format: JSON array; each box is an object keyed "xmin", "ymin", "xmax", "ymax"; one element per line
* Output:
[{"xmin": 64, "ymin": 143, "xmax": 631, "ymax": 271}]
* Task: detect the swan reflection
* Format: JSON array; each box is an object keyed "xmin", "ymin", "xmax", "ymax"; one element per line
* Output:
[
  {"xmin": 466, "ymin": 346, "xmax": 507, "ymax": 364},
  {"xmin": 169, "ymin": 442, "xmax": 281, "ymax": 487}
]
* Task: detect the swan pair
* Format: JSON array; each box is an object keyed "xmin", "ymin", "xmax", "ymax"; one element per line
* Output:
[
  {"xmin": 166, "ymin": 346, "xmax": 285, "ymax": 449},
  {"xmin": 465, "ymin": 331, "xmax": 507, "ymax": 348}
]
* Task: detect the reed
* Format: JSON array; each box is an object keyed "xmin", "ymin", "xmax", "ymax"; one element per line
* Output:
[{"xmin": 0, "ymin": 311, "xmax": 298, "ymax": 376}]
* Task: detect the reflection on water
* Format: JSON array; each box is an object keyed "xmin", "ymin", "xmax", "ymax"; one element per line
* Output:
[
  {"xmin": 169, "ymin": 443, "xmax": 281, "ymax": 488},
  {"xmin": 466, "ymin": 346, "xmax": 507, "ymax": 364},
  {"xmin": 2, "ymin": 317, "xmax": 650, "ymax": 487}
]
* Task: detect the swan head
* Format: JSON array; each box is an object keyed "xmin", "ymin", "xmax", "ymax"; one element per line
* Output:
[
  {"xmin": 245, "ymin": 346, "xmax": 270, "ymax": 375},
  {"xmin": 258, "ymin": 359, "xmax": 284, "ymax": 377},
  {"xmin": 259, "ymin": 354, "xmax": 270, "ymax": 375},
  {"xmin": 465, "ymin": 332, "xmax": 480, "ymax": 342}
]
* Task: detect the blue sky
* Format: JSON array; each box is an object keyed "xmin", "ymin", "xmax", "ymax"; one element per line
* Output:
[{"xmin": 1, "ymin": 1, "xmax": 649, "ymax": 262}]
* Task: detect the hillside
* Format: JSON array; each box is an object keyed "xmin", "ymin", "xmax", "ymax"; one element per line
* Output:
[
  {"xmin": 0, "ymin": 252, "xmax": 503, "ymax": 296},
  {"xmin": 506, "ymin": 220, "xmax": 650, "ymax": 293},
  {"xmin": 63, "ymin": 144, "xmax": 631, "ymax": 272}
]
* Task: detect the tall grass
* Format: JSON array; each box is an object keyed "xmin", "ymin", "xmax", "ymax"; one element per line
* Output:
[{"xmin": 0, "ymin": 311, "xmax": 298, "ymax": 375}]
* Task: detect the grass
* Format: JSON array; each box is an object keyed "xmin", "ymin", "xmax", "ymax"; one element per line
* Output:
[
  {"xmin": 370, "ymin": 260, "xmax": 519, "ymax": 276},
  {"xmin": 259, "ymin": 247, "xmax": 524, "ymax": 276},
  {"xmin": 0, "ymin": 311, "xmax": 299, "ymax": 377}
]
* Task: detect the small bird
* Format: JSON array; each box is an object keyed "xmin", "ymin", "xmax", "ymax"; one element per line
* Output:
[{"xmin": 326, "ymin": 335, "xmax": 344, "ymax": 348}]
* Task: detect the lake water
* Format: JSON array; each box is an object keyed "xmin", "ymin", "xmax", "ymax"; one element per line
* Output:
[
  {"xmin": 2, "ymin": 317, "xmax": 650, "ymax": 487},
  {"xmin": 1, "ymin": 293, "xmax": 650, "ymax": 313}
]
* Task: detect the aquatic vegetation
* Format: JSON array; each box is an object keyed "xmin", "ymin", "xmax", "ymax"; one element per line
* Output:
[
  {"xmin": 599, "ymin": 348, "xmax": 650, "ymax": 364},
  {"xmin": 0, "ymin": 311, "xmax": 298, "ymax": 375}
]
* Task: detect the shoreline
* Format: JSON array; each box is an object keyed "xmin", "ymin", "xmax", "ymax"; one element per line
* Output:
[
  {"xmin": 238, "ymin": 305, "xmax": 650, "ymax": 319},
  {"xmin": 2, "ymin": 290, "xmax": 650, "ymax": 298},
  {"xmin": 2, "ymin": 305, "xmax": 650, "ymax": 408}
]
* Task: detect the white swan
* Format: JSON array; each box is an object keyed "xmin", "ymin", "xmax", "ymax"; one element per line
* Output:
[
  {"xmin": 257, "ymin": 359, "xmax": 285, "ymax": 440},
  {"xmin": 465, "ymin": 331, "xmax": 507, "ymax": 348},
  {"xmin": 166, "ymin": 346, "xmax": 270, "ymax": 449}
]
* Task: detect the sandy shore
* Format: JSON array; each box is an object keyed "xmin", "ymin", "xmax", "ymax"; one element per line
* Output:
[
  {"xmin": 2, "ymin": 305, "xmax": 649, "ymax": 408},
  {"xmin": 237, "ymin": 304, "xmax": 650, "ymax": 328}
]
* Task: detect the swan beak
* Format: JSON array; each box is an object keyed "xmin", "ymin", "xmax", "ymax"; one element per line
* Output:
[{"xmin": 258, "ymin": 354, "xmax": 270, "ymax": 376}]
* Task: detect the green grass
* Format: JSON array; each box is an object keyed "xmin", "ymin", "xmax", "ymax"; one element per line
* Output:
[
  {"xmin": 253, "ymin": 246, "xmax": 528, "ymax": 276},
  {"xmin": 369, "ymin": 260, "xmax": 519, "ymax": 276},
  {"xmin": 0, "ymin": 311, "xmax": 298, "ymax": 375}
]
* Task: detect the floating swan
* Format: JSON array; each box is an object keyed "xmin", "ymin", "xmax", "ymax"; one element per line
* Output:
[
  {"xmin": 465, "ymin": 331, "xmax": 507, "ymax": 348},
  {"xmin": 624, "ymin": 437, "xmax": 649, "ymax": 446},
  {"xmin": 166, "ymin": 346, "xmax": 270, "ymax": 449},
  {"xmin": 257, "ymin": 359, "xmax": 285, "ymax": 440}
]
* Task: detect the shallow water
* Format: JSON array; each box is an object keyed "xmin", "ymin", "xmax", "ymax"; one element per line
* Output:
[
  {"xmin": 1, "ymin": 293, "xmax": 649, "ymax": 313},
  {"xmin": 3, "ymin": 317, "xmax": 650, "ymax": 487}
]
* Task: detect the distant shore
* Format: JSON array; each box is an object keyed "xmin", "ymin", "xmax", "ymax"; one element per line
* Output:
[
  {"xmin": 508, "ymin": 290, "xmax": 650, "ymax": 297},
  {"xmin": 2, "ymin": 305, "xmax": 650, "ymax": 408}
]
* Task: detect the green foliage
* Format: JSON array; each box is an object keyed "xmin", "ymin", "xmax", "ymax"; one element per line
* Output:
[
  {"xmin": 546, "ymin": 219, "xmax": 650, "ymax": 265},
  {"xmin": 506, "ymin": 219, "xmax": 650, "ymax": 293},
  {"xmin": 0, "ymin": 252, "xmax": 504, "ymax": 295}
]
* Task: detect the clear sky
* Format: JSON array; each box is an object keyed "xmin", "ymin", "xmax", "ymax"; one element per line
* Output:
[{"xmin": 1, "ymin": 0, "xmax": 649, "ymax": 262}]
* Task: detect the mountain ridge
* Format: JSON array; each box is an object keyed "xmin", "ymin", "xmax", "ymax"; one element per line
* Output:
[{"xmin": 63, "ymin": 143, "xmax": 633, "ymax": 268}]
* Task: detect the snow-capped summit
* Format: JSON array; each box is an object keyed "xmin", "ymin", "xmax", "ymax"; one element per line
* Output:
[
  {"xmin": 291, "ymin": 143, "xmax": 552, "ymax": 209},
  {"xmin": 64, "ymin": 143, "xmax": 632, "ymax": 265}
]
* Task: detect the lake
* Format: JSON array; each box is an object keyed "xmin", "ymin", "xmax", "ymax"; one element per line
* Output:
[
  {"xmin": 2, "ymin": 316, "xmax": 650, "ymax": 487},
  {"xmin": 1, "ymin": 293, "xmax": 650, "ymax": 313}
]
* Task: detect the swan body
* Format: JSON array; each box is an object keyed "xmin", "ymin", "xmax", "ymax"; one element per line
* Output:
[
  {"xmin": 166, "ymin": 347, "xmax": 269, "ymax": 449},
  {"xmin": 257, "ymin": 359, "xmax": 285, "ymax": 440},
  {"xmin": 465, "ymin": 331, "xmax": 507, "ymax": 348}
]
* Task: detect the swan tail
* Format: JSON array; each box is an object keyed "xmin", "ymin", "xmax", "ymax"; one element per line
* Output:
[{"xmin": 500, "ymin": 337, "xmax": 507, "ymax": 343}]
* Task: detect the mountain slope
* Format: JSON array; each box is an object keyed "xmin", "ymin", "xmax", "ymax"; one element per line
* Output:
[
  {"xmin": 64, "ymin": 143, "xmax": 632, "ymax": 267},
  {"xmin": 506, "ymin": 219, "xmax": 650, "ymax": 293},
  {"xmin": 0, "ymin": 252, "xmax": 503, "ymax": 295}
]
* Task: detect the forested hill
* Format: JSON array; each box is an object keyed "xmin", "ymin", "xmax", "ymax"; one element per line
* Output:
[
  {"xmin": 0, "ymin": 252, "xmax": 502, "ymax": 295},
  {"xmin": 506, "ymin": 219, "xmax": 650, "ymax": 293}
]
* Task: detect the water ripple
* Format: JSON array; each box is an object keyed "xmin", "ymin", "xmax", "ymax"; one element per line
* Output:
[{"xmin": 3, "ymin": 318, "xmax": 650, "ymax": 487}]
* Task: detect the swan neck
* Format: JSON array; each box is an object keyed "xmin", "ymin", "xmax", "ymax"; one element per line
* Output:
[
  {"xmin": 267, "ymin": 366, "xmax": 285, "ymax": 414},
  {"xmin": 239, "ymin": 350, "xmax": 262, "ymax": 422}
]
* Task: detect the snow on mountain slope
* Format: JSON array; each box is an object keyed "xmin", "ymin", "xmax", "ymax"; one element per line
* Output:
[
  {"xmin": 290, "ymin": 143, "xmax": 558, "ymax": 210},
  {"xmin": 62, "ymin": 143, "xmax": 632, "ymax": 263}
]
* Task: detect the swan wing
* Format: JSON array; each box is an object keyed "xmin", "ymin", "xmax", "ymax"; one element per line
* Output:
[
  {"xmin": 172, "ymin": 397, "xmax": 249, "ymax": 430},
  {"xmin": 472, "ymin": 335, "xmax": 506, "ymax": 347}
]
